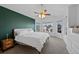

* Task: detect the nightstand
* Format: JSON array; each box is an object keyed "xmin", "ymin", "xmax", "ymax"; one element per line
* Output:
[{"xmin": 1, "ymin": 38, "xmax": 14, "ymax": 51}]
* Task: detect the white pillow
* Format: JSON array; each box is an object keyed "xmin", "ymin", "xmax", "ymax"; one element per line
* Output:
[
  {"xmin": 14, "ymin": 28, "xmax": 34, "ymax": 36},
  {"xmin": 26, "ymin": 29, "xmax": 34, "ymax": 32}
]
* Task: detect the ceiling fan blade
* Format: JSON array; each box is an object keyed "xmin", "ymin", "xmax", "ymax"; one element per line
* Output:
[
  {"xmin": 45, "ymin": 14, "xmax": 51, "ymax": 15},
  {"xmin": 34, "ymin": 12, "xmax": 39, "ymax": 14}
]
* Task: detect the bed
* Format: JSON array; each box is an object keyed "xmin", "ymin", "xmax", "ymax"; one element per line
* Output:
[{"xmin": 14, "ymin": 29, "xmax": 50, "ymax": 52}]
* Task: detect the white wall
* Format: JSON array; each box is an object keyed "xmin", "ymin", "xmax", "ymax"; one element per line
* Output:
[
  {"xmin": 68, "ymin": 4, "xmax": 79, "ymax": 27},
  {"xmin": 76, "ymin": 5, "xmax": 79, "ymax": 25},
  {"xmin": 68, "ymin": 5, "xmax": 77, "ymax": 27}
]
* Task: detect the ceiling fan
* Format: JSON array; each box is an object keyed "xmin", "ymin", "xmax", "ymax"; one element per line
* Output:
[{"xmin": 34, "ymin": 4, "xmax": 51, "ymax": 19}]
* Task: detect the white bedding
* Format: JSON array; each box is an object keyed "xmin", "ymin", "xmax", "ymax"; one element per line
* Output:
[{"xmin": 15, "ymin": 32, "xmax": 49, "ymax": 52}]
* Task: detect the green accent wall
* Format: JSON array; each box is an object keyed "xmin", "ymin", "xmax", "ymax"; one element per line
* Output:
[{"xmin": 0, "ymin": 6, "xmax": 35, "ymax": 40}]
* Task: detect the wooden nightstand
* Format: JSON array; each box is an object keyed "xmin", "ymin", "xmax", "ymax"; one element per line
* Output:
[{"xmin": 1, "ymin": 38, "xmax": 14, "ymax": 51}]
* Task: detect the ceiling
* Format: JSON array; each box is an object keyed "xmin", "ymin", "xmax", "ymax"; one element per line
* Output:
[{"xmin": 0, "ymin": 4, "xmax": 71, "ymax": 23}]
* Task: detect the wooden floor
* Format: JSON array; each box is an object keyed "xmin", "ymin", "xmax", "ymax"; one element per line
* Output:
[{"xmin": 0, "ymin": 36, "xmax": 69, "ymax": 54}]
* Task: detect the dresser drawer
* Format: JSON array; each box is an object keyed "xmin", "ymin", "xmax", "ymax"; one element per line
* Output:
[{"xmin": 1, "ymin": 39, "xmax": 14, "ymax": 50}]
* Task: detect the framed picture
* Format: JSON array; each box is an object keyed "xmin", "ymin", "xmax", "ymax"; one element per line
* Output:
[
  {"xmin": 57, "ymin": 24, "xmax": 62, "ymax": 33},
  {"xmin": 57, "ymin": 20, "xmax": 62, "ymax": 33}
]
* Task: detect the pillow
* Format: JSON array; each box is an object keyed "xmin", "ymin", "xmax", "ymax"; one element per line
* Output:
[
  {"xmin": 14, "ymin": 28, "xmax": 34, "ymax": 36},
  {"xmin": 14, "ymin": 29, "xmax": 21, "ymax": 36},
  {"xmin": 25, "ymin": 29, "xmax": 34, "ymax": 32}
]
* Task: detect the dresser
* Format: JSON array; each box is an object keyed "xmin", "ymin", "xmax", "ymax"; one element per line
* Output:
[{"xmin": 0, "ymin": 38, "xmax": 14, "ymax": 51}]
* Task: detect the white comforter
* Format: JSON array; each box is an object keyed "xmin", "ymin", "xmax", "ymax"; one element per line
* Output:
[{"xmin": 15, "ymin": 32, "xmax": 49, "ymax": 52}]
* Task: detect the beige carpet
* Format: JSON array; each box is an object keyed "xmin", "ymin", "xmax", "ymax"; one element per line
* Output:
[
  {"xmin": 0, "ymin": 36, "xmax": 69, "ymax": 54},
  {"xmin": 41, "ymin": 36, "xmax": 68, "ymax": 54}
]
